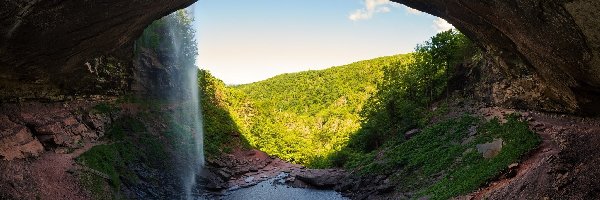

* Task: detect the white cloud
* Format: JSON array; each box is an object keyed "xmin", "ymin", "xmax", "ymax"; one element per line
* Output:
[
  {"xmin": 377, "ymin": 6, "xmax": 391, "ymax": 13},
  {"xmin": 349, "ymin": 0, "xmax": 394, "ymax": 21},
  {"xmin": 405, "ymin": 6, "xmax": 422, "ymax": 15},
  {"xmin": 349, "ymin": 10, "xmax": 372, "ymax": 21},
  {"xmin": 433, "ymin": 17, "xmax": 454, "ymax": 32}
]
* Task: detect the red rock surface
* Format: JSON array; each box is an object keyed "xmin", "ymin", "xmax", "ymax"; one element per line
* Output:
[{"xmin": 0, "ymin": 100, "xmax": 112, "ymax": 199}]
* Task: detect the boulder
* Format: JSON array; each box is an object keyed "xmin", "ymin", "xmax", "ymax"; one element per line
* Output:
[
  {"xmin": 0, "ymin": 115, "xmax": 44, "ymax": 160},
  {"xmin": 476, "ymin": 138, "xmax": 504, "ymax": 159},
  {"xmin": 294, "ymin": 169, "xmax": 347, "ymax": 189},
  {"xmin": 196, "ymin": 168, "xmax": 228, "ymax": 191},
  {"xmin": 404, "ymin": 129, "xmax": 421, "ymax": 140}
]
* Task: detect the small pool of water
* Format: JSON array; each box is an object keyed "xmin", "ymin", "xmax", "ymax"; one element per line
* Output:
[{"xmin": 199, "ymin": 173, "xmax": 348, "ymax": 200}]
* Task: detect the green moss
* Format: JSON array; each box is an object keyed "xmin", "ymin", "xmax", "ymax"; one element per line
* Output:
[
  {"xmin": 91, "ymin": 102, "xmax": 119, "ymax": 114},
  {"xmin": 77, "ymin": 116, "xmax": 170, "ymax": 199},
  {"xmin": 422, "ymin": 115, "xmax": 540, "ymax": 199},
  {"xmin": 341, "ymin": 115, "xmax": 540, "ymax": 199}
]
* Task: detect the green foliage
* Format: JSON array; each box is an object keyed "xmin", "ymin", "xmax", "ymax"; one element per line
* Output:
[
  {"xmin": 197, "ymin": 29, "xmax": 539, "ymax": 198},
  {"xmin": 339, "ymin": 115, "xmax": 539, "ymax": 199},
  {"xmin": 198, "ymin": 70, "xmax": 250, "ymax": 157},
  {"xmin": 422, "ymin": 115, "xmax": 541, "ymax": 199},
  {"xmin": 231, "ymin": 55, "xmax": 412, "ymax": 166},
  {"xmin": 348, "ymin": 29, "xmax": 474, "ymax": 153},
  {"xmin": 136, "ymin": 18, "xmax": 165, "ymax": 50},
  {"xmin": 321, "ymin": 30, "xmax": 541, "ymax": 198},
  {"xmin": 91, "ymin": 102, "xmax": 119, "ymax": 114},
  {"xmin": 198, "ymin": 30, "xmax": 475, "ymax": 167},
  {"xmin": 77, "ymin": 117, "xmax": 167, "ymax": 199}
]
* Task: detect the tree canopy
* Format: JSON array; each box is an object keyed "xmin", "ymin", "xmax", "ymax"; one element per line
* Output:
[{"xmin": 200, "ymin": 30, "xmax": 475, "ymax": 168}]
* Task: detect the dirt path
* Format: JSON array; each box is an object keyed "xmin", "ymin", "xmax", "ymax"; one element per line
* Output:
[
  {"xmin": 463, "ymin": 108, "xmax": 600, "ymax": 199},
  {"xmin": 30, "ymin": 141, "xmax": 104, "ymax": 200}
]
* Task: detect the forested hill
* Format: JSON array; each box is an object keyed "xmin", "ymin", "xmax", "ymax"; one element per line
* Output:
[
  {"xmin": 235, "ymin": 55, "xmax": 410, "ymax": 116},
  {"xmin": 202, "ymin": 31, "xmax": 546, "ymax": 199},
  {"xmin": 202, "ymin": 54, "xmax": 412, "ymax": 166}
]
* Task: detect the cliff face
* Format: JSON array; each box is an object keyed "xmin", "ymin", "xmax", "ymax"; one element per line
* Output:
[
  {"xmin": 0, "ymin": 0, "xmax": 194, "ymax": 101},
  {"xmin": 393, "ymin": 0, "xmax": 600, "ymax": 113}
]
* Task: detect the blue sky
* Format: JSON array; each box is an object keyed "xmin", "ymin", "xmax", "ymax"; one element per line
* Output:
[{"xmin": 189, "ymin": 0, "xmax": 452, "ymax": 85}]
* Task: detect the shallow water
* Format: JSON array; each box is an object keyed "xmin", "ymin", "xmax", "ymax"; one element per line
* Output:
[
  {"xmin": 199, "ymin": 173, "xmax": 347, "ymax": 200},
  {"xmin": 224, "ymin": 180, "xmax": 347, "ymax": 200}
]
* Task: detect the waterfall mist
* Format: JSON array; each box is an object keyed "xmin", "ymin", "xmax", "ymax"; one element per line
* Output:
[{"xmin": 155, "ymin": 6, "xmax": 204, "ymax": 199}]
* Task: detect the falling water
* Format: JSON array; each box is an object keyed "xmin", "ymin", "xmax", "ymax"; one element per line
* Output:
[
  {"xmin": 177, "ymin": 64, "xmax": 205, "ymax": 200},
  {"xmin": 160, "ymin": 6, "xmax": 204, "ymax": 199}
]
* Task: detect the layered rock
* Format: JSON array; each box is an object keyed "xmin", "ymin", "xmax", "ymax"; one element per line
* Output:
[
  {"xmin": 0, "ymin": 0, "xmax": 194, "ymax": 101},
  {"xmin": 0, "ymin": 115, "xmax": 43, "ymax": 160},
  {"xmin": 0, "ymin": 101, "xmax": 111, "ymax": 161}
]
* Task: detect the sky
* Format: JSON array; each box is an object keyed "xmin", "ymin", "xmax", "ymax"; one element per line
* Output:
[{"xmin": 189, "ymin": 0, "xmax": 453, "ymax": 85}]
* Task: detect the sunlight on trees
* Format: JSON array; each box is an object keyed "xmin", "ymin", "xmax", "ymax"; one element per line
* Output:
[{"xmin": 199, "ymin": 30, "xmax": 475, "ymax": 168}]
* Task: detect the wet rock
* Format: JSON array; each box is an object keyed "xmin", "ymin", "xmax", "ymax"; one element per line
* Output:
[
  {"xmin": 244, "ymin": 176, "xmax": 255, "ymax": 183},
  {"xmin": 376, "ymin": 184, "xmax": 395, "ymax": 194},
  {"xmin": 333, "ymin": 173, "xmax": 397, "ymax": 199},
  {"xmin": 206, "ymin": 157, "xmax": 227, "ymax": 168},
  {"xmin": 294, "ymin": 169, "xmax": 347, "ymax": 189},
  {"xmin": 216, "ymin": 169, "xmax": 232, "ymax": 179},
  {"xmin": 197, "ymin": 168, "xmax": 228, "ymax": 191},
  {"xmin": 249, "ymin": 167, "xmax": 258, "ymax": 172}
]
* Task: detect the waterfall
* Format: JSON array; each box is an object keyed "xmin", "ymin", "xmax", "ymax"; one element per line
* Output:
[
  {"xmin": 176, "ymin": 64, "xmax": 205, "ymax": 200},
  {"xmin": 160, "ymin": 6, "xmax": 204, "ymax": 199}
]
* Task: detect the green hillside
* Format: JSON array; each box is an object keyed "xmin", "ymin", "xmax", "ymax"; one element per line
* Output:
[
  {"xmin": 201, "ymin": 30, "xmax": 473, "ymax": 167},
  {"xmin": 234, "ymin": 55, "xmax": 412, "ymax": 165},
  {"xmin": 200, "ymin": 54, "xmax": 412, "ymax": 165},
  {"xmin": 200, "ymin": 30, "xmax": 540, "ymax": 198}
]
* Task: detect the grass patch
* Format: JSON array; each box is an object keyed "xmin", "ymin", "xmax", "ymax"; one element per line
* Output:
[
  {"xmin": 421, "ymin": 115, "xmax": 540, "ymax": 199},
  {"xmin": 77, "ymin": 116, "xmax": 169, "ymax": 199},
  {"xmin": 342, "ymin": 114, "xmax": 540, "ymax": 199}
]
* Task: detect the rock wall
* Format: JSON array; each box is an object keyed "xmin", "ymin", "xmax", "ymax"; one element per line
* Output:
[
  {"xmin": 132, "ymin": 46, "xmax": 195, "ymax": 99},
  {"xmin": 393, "ymin": 0, "xmax": 600, "ymax": 113},
  {"xmin": 449, "ymin": 56, "xmax": 568, "ymax": 112},
  {"xmin": 0, "ymin": 100, "xmax": 112, "ymax": 160},
  {"xmin": 0, "ymin": 0, "xmax": 194, "ymax": 102},
  {"xmin": 1, "ymin": 0, "xmax": 599, "ymax": 113},
  {"xmin": 0, "ymin": 100, "xmax": 115, "ymax": 199}
]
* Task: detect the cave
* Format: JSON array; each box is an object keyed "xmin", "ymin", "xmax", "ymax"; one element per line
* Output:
[
  {"xmin": 1, "ymin": 0, "xmax": 600, "ymax": 199},
  {"xmin": 2, "ymin": 0, "xmax": 600, "ymax": 113}
]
